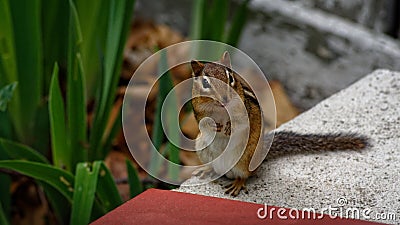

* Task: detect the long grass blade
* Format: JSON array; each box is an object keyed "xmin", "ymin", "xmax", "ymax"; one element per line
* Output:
[
  {"xmin": 126, "ymin": 159, "xmax": 143, "ymax": 198},
  {"xmin": 225, "ymin": 0, "xmax": 250, "ymax": 47},
  {"xmin": 67, "ymin": 0, "xmax": 87, "ymax": 170},
  {"xmin": 95, "ymin": 162, "xmax": 122, "ymax": 212},
  {"xmin": 90, "ymin": 0, "xmax": 135, "ymax": 160},
  {"xmin": 8, "ymin": 0, "xmax": 43, "ymax": 144},
  {"xmin": 0, "ymin": 137, "xmax": 12, "ymax": 224},
  {"xmin": 149, "ymin": 50, "xmax": 171, "ymax": 176},
  {"xmin": 0, "ymin": 112, "xmax": 13, "ymax": 140},
  {"xmin": 74, "ymin": 0, "xmax": 107, "ymax": 97},
  {"xmin": 39, "ymin": 181, "xmax": 70, "ymax": 225},
  {"xmin": 70, "ymin": 162, "xmax": 101, "ymax": 225},
  {"xmin": 0, "ymin": 174, "xmax": 10, "ymax": 224},
  {"xmin": 5, "ymin": 163, "xmax": 74, "ymax": 224},
  {"xmin": 162, "ymin": 77, "xmax": 180, "ymax": 181},
  {"xmin": 166, "ymin": 142, "xmax": 180, "ymax": 181},
  {"xmin": 209, "ymin": 0, "xmax": 228, "ymax": 41},
  {"xmin": 0, "ymin": 0, "xmax": 20, "ymax": 143},
  {"xmin": 0, "ymin": 139, "xmax": 68, "ymax": 223},
  {"xmin": 100, "ymin": 108, "xmax": 122, "ymax": 157},
  {"xmin": 0, "ymin": 82, "xmax": 18, "ymax": 142},
  {"xmin": 189, "ymin": 0, "xmax": 205, "ymax": 40},
  {"xmin": 0, "ymin": 160, "xmax": 74, "ymax": 201},
  {"xmin": 41, "ymin": 0, "xmax": 69, "ymax": 92},
  {"xmin": 0, "ymin": 0, "xmax": 17, "ymax": 87},
  {"xmin": 0, "ymin": 138, "xmax": 48, "ymax": 163},
  {"xmin": 0, "ymin": 201, "xmax": 10, "ymax": 225},
  {"xmin": 49, "ymin": 63, "xmax": 70, "ymax": 170},
  {"xmin": 0, "ymin": 82, "xmax": 17, "ymax": 112},
  {"xmin": 31, "ymin": 101, "xmax": 50, "ymax": 155}
]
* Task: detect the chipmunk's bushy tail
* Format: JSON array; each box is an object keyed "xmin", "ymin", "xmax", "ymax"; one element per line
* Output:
[{"xmin": 266, "ymin": 131, "xmax": 369, "ymax": 154}]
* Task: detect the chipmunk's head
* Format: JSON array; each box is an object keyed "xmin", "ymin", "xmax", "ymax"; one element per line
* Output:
[{"xmin": 191, "ymin": 52, "xmax": 245, "ymax": 111}]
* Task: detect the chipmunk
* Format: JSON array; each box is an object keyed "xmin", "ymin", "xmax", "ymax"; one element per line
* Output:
[{"xmin": 190, "ymin": 52, "xmax": 368, "ymax": 196}]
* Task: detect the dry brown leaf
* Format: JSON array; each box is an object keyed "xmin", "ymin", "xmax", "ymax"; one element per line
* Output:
[
  {"xmin": 269, "ymin": 80, "xmax": 300, "ymax": 126},
  {"xmin": 122, "ymin": 20, "xmax": 185, "ymax": 80},
  {"xmin": 180, "ymin": 111, "xmax": 199, "ymax": 139}
]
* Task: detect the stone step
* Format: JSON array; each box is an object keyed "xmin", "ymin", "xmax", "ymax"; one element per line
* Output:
[{"xmin": 178, "ymin": 70, "xmax": 400, "ymax": 224}]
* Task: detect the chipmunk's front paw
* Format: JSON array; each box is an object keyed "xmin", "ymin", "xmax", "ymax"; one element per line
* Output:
[
  {"xmin": 192, "ymin": 166, "xmax": 214, "ymax": 179},
  {"xmin": 224, "ymin": 178, "xmax": 248, "ymax": 196}
]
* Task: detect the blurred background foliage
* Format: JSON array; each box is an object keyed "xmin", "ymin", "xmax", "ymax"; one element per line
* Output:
[
  {"xmin": 0, "ymin": 0, "xmax": 250, "ymax": 224},
  {"xmin": 0, "ymin": 0, "xmax": 136, "ymax": 224}
]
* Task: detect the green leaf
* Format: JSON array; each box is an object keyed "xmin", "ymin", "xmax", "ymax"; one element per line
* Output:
[
  {"xmin": 90, "ymin": 200, "xmax": 107, "ymax": 222},
  {"xmin": 162, "ymin": 76, "xmax": 180, "ymax": 180},
  {"xmin": 0, "ymin": 201, "xmax": 10, "ymax": 225},
  {"xmin": 0, "ymin": 174, "xmax": 10, "ymax": 224},
  {"xmin": 90, "ymin": 0, "xmax": 135, "ymax": 160},
  {"xmin": 189, "ymin": 0, "xmax": 205, "ymax": 40},
  {"xmin": 74, "ymin": 0, "xmax": 108, "ymax": 98},
  {"xmin": 41, "ymin": 0, "xmax": 69, "ymax": 93},
  {"xmin": 0, "ymin": 140, "xmax": 66, "ymax": 223},
  {"xmin": 39, "ymin": 181, "xmax": 70, "ymax": 225},
  {"xmin": 149, "ymin": 50, "xmax": 172, "ymax": 175},
  {"xmin": 0, "ymin": 0, "xmax": 17, "ymax": 86},
  {"xmin": 95, "ymin": 162, "xmax": 122, "ymax": 212},
  {"xmin": 67, "ymin": 53, "xmax": 87, "ymax": 169},
  {"xmin": 66, "ymin": 0, "xmax": 87, "ymax": 169},
  {"xmin": 49, "ymin": 63, "xmax": 70, "ymax": 170},
  {"xmin": 0, "ymin": 160, "xmax": 74, "ymax": 201},
  {"xmin": 100, "ymin": 108, "xmax": 122, "ymax": 158},
  {"xmin": 9, "ymin": 0, "xmax": 43, "ymax": 143},
  {"xmin": 0, "ymin": 138, "xmax": 11, "ymax": 223},
  {"xmin": 0, "ymin": 112, "xmax": 14, "ymax": 140},
  {"xmin": 0, "ymin": 138, "xmax": 48, "ymax": 163},
  {"xmin": 0, "ymin": 0, "xmax": 19, "ymax": 142},
  {"xmin": 225, "ymin": 0, "xmax": 250, "ymax": 47},
  {"xmin": 166, "ymin": 142, "xmax": 180, "ymax": 181},
  {"xmin": 31, "ymin": 101, "xmax": 50, "ymax": 155},
  {"xmin": 70, "ymin": 162, "xmax": 101, "ymax": 225},
  {"xmin": 0, "ymin": 82, "xmax": 17, "ymax": 112},
  {"xmin": 126, "ymin": 159, "xmax": 143, "ymax": 198},
  {"xmin": 208, "ymin": 0, "xmax": 228, "ymax": 41},
  {"xmin": 0, "ymin": 82, "xmax": 18, "ymax": 141}
]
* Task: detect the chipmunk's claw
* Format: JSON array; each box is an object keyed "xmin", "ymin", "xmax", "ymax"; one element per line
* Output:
[{"xmin": 224, "ymin": 178, "xmax": 247, "ymax": 196}]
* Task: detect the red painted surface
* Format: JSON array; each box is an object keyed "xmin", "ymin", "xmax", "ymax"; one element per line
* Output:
[{"xmin": 91, "ymin": 189, "xmax": 383, "ymax": 225}]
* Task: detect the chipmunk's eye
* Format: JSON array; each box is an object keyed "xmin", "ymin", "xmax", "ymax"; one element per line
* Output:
[
  {"xmin": 202, "ymin": 77, "xmax": 211, "ymax": 89},
  {"xmin": 226, "ymin": 69, "xmax": 235, "ymax": 86},
  {"xmin": 229, "ymin": 74, "xmax": 235, "ymax": 86}
]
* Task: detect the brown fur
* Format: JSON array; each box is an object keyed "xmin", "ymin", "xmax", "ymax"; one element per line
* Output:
[
  {"xmin": 266, "ymin": 131, "xmax": 369, "ymax": 158},
  {"xmin": 191, "ymin": 52, "xmax": 262, "ymax": 196}
]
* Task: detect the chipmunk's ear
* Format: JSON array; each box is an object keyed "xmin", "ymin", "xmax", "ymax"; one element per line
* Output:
[
  {"xmin": 191, "ymin": 60, "xmax": 204, "ymax": 77},
  {"xmin": 220, "ymin": 51, "xmax": 231, "ymax": 69}
]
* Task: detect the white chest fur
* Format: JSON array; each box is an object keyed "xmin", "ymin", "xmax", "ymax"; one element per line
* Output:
[{"xmin": 195, "ymin": 100, "xmax": 249, "ymax": 176}]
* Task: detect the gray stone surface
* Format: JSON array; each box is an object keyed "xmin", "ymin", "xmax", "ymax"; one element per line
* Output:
[
  {"xmin": 243, "ymin": 0, "xmax": 400, "ymax": 110},
  {"xmin": 177, "ymin": 70, "xmax": 400, "ymax": 224},
  {"xmin": 290, "ymin": 0, "xmax": 396, "ymax": 33},
  {"xmin": 135, "ymin": 0, "xmax": 400, "ymax": 110}
]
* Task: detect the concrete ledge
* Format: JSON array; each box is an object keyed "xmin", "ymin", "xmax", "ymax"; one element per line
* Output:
[{"xmin": 178, "ymin": 70, "xmax": 400, "ymax": 224}]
